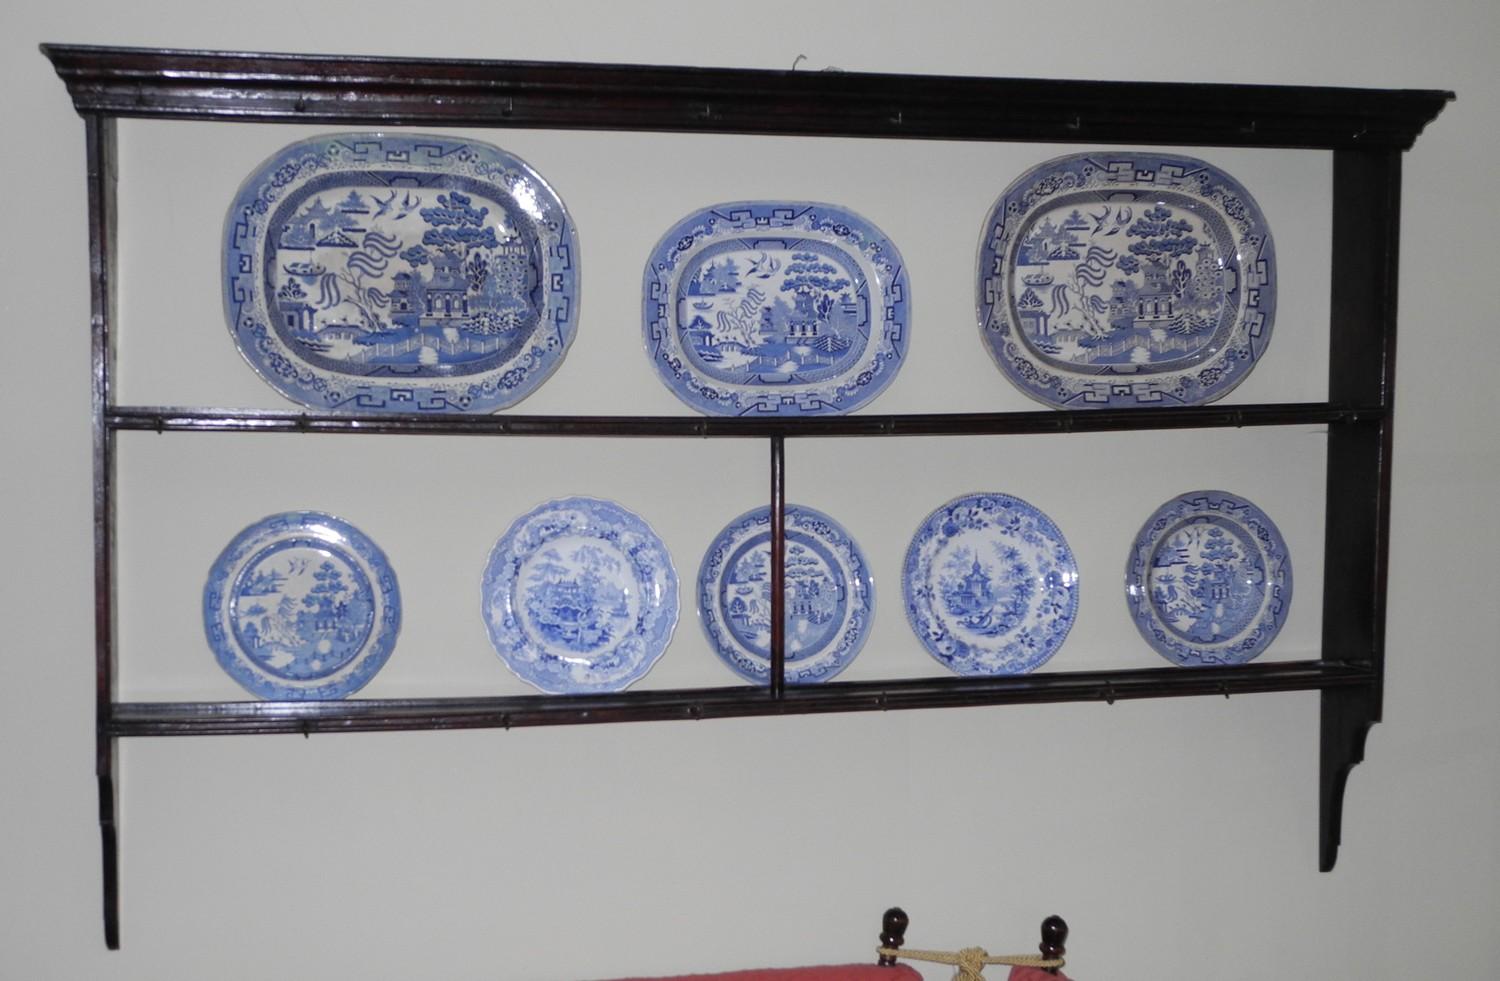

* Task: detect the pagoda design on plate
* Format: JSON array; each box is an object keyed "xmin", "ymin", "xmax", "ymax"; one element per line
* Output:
[
  {"xmin": 1010, "ymin": 204, "xmax": 1230, "ymax": 367},
  {"xmin": 521, "ymin": 541, "xmax": 637, "ymax": 655},
  {"xmin": 722, "ymin": 535, "xmax": 842, "ymax": 654},
  {"xmin": 676, "ymin": 246, "xmax": 864, "ymax": 382},
  {"xmin": 224, "ymin": 133, "xmax": 579, "ymax": 412},
  {"xmin": 1147, "ymin": 518, "xmax": 1265, "ymax": 644},
  {"xmin": 482, "ymin": 497, "xmax": 679, "ymax": 694},
  {"xmin": 203, "ymin": 511, "xmax": 401, "ymax": 700},
  {"xmin": 1125, "ymin": 490, "xmax": 1292, "ymax": 666},
  {"xmin": 644, "ymin": 201, "xmax": 909, "ymax": 416},
  {"xmin": 937, "ymin": 546, "xmax": 1038, "ymax": 639},
  {"xmin": 231, "ymin": 543, "xmax": 376, "ymax": 680},
  {"xmin": 903, "ymin": 493, "xmax": 1078, "ymax": 676},
  {"xmin": 272, "ymin": 188, "xmax": 540, "ymax": 370},
  {"xmin": 698, "ymin": 505, "xmax": 873, "ymax": 684},
  {"xmin": 979, "ymin": 152, "xmax": 1276, "ymax": 408}
]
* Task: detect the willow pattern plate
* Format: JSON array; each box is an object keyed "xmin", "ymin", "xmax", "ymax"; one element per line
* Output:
[
  {"xmin": 203, "ymin": 511, "xmax": 401, "ymax": 699},
  {"xmin": 1125, "ymin": 490, "xmax": 1292, "ymax": 665},
  {"xmin": 698, "ymin": 504, "xmax": 874, "ymax": 685},
  {"xmin": 481, "ymin": 497, "xmax": 678, "ymax": 694},
  {"xmin": 903, "ymin": 493, "xmax": 1078, "ymax": 675},
  {"xmin": 224, "ymin": 133, "xmax": 579, "ymax": 412},
  {"xmin": 978, "ymin": 152, "xmax": 1275, "ymax": 408},
  {"xmin": 643, "ymin": 201, "xmax": 909, "ymax": 415}
]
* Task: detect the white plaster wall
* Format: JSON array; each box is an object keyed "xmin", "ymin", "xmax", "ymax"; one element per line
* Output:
[{"xmin": 1, "ymin": 1, "xmax": 1495, "ymax": 978}]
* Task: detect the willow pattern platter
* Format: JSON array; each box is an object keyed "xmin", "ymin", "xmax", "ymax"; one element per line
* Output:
[
  {"xmin": 698, "ymin": 505, "xmax": 874, "ymax": 685},
  {"xmin": 1125, "ymin": 490, "xmax": 1292, "ymax": 666},
  {"xmin": 203, "ymin": 511, "xmax": 401, "ymax": 700},
  {"xmin": 903, "ymin": 493, "xmax": 1078, "ymax": 675},
  {"xmin": 224, "ymin": 133, "xmax": 579, "ymax": 412},
  {"xmin": 978, "ymin": 152, "xmax": 1276, "ymax": 408},
  {"xmin": 643, "ymin": 201, "xmax": 909, "ymax": 415},
  {"xmin": 481, "ymin": 497, "xmax": 678, "ymax": 694}
]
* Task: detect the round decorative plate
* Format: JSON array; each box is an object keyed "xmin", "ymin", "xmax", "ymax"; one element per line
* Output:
[
  {"xmin": 903, "ymin": 493, "xmax": 1078, "ymax": 675},
  {"xmin": 481, "ymin": 497, "xmax": 679, "ymax": 694},
  {"xmin": 203, "ymin": 511, "xmax": 401, "ymax": 700},
  {"xmin": 224, "ymin": 132, "xmax": 579, "ymax": 413},
  {"xmin": 978, "ymin": 152, "xmax": 1276, "ymax": 408},
  {"xmin": 643, "ymin": 201, "xmax": 909, "ymax": 415},
  {"xmin": 698, "ymin": 504, "xmax": 874, "ymax": 685},
  {"xmin": 1125, "ymin": 490, "xmax": 1293, "ymax": 666}
]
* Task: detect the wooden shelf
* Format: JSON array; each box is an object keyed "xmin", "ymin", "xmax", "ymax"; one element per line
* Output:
[
  {"xmin": 111, "ymin": 660, "xmax": 1373, "ymax": 736},
  {"xmin": 107, "ymin": 402, "xmax": 1375, "ymax": 438},
  {"xmin": 41, "ymin": 41, "xmax": 1451, "ymax": 950}
]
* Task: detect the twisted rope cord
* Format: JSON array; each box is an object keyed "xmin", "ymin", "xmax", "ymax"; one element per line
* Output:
[{"xmin": 877, "ymin": 945, "xmax": 1064, "ymax": 980}]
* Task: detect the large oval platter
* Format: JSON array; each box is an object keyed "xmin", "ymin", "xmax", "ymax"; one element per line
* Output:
[
  {"xmin": 643, "ymin": 201, "xmax": 909, "ymax": 416},
  {"xmin": 903, "ymin": 493, "xmax": 1078, "ymax": 676},
  {"xmin": 1125, "ymin": 489, "xmax": 1292, "ymax": 666},
  {"xmin": 698, "ymin": 504, "xmax": 874, "ymax": 685},
  {"xmin": 978, "ymin": 152, "xmax": 1276, "ymax": 408},
  {"xmin": 203, "ymin": 511, "xmax": 401, "ymax": 700},
  {"xmin": 224, "ymin": 133, "xmax": 579, "ymax": 412},
  {"xmin": 481, "ymin": 497, "xmax": 678, "ymax": 694}
]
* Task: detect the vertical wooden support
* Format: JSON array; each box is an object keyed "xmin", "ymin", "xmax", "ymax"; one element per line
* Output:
[
  {"xmin": 1320, "ymin": 148, "xmax": 1402, "ymax": 871},
  {"xmin": 769, "ymin": 435, "xmax": 786, "ymax": 699},
  {"xmin": 85, "ymin": 113, "xmax": 120, "ymax": 947}
]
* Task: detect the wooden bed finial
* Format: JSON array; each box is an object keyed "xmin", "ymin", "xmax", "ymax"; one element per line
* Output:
[
  {"xmin": 1039, "ymin": 914, "xmax": 1068, "ymax": 974},
  {"xmin": 878, "ymin": 907, "xmax": 909, "ymax": 966}
]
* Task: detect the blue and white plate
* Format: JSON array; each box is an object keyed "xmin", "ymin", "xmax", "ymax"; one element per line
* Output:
[
  {"xmin": 643, "ymin": 201, "xmax": 909, "ymax": 415},
  {"xmin": 482, "ymin": 497, "xmax": 678, "ymax": 694},
  {"xmin": 203, "ymin": 511, "xmax": 401, "ymax": 700},
  {"xmin": 224, "ymin": 133, "xmax": 579, "ymax": 412},
  {"xmin": 978, "ymin": 152, "xmax": 1276, "ymax": 408},
  {"xmin": 1125, "ymin": 490, "xmax": 1292, "ymax": 666},
  {"xmin": 903, "ymin": 493, "xmax": 1078, "ymax": 675},
  {"xmin": 698, "ymin": 505, "xmax": 874, "ymax": 685}
]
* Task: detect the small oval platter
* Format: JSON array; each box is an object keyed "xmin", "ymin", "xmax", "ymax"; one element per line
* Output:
[
  {"xmin": 224, "ymin": 133, "xmax": 579, "ymax": 412},
  {"xmin": 903, "ymin": 493, "xmax": 1078, "ymax": 676},
  {"xmin": 203, "ymin": 511, "xmax": 401, "ymax": 700},
  {"xmin": 1125, "ymin": 489, "xmax": 1293, "ymax": 666},
  {"xmin": 481, "ymin": 497, "xmax": 678, "ymax": 694},
  {"xmin": 643, "ymin": 201, "xmax": 909, "ymax": 415},
  {"xmin": 978, "ymin": 152, "xmax": 1276, "ymax": 408},
  {"xmin": 698, "ymin": 504, "xmax": 874, "ymax": 685}
]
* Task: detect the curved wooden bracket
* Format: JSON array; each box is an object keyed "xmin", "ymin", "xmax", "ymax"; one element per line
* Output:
[{"xmin": 1319, "ymin": 687, "xmax": 1378, "ymax": 871}]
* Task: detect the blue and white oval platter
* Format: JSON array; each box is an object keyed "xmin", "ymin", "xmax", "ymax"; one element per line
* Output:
[
  {"xmin": 979, "ymin": 152, "xmax": 1276, "ymax": 408},
  {"xmin": 224, "ymin": 133, "xmax": 579, "ymax": 412},
  {"xmin": 903, "ymin": 493, "xmax": 1078, "ymax": 675},
  {"xmin": 644, "ymin": 201, "xmax": 909, "ymax": 415},
  {"xmin": 698, "ymin": 504, "xmax": 874, "ymax": 685},
  {"xmin": 1125, "ymin": 489, "xmax": 1292, "ymax": 666},
  {"xmin": 203, "ymin": 511, "xmax": 401, "ymax": 699},
  {"xmin": 482, "ymin": 497, "xmax": 679, "ymax": 694}
]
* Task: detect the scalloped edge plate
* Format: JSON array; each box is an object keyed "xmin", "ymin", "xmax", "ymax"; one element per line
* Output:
[{"xmin": 481, "ymin": 496, "xmax": 679, "ymax": 694}]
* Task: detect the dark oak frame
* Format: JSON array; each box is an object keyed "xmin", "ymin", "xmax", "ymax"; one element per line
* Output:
[{"xmin": 42, "ymin": 43, "xmax": 1450, "ymax": 949}]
